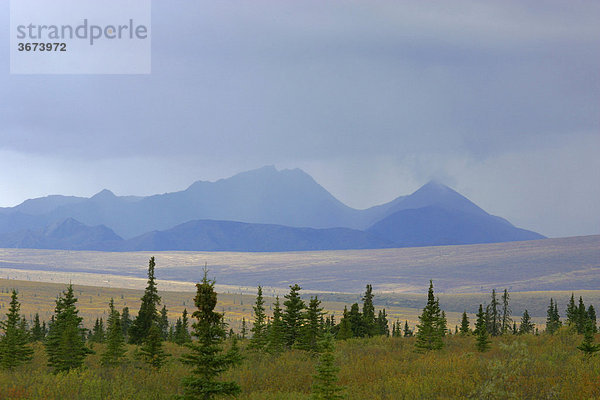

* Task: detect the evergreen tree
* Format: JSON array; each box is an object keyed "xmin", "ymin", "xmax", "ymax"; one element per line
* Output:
[
  {"xmin": 240, "ymin": 318, "xmax": 247, "ymax": 339},
  {"xmin": 566, "ymin": 293, "xmax": 577, "ymax": 328},
  {"xmin": 577, "ymin": 320, "xmax": 600, "ymax": 359},
  {"xmin": 487, "ymin": 289, "xmax": 500, "ymax": 336},
  {"xmin": 348, "ymin": 303, "xmax": 362, "ymax": 338},
  {"xmin": 415, "ymin": 281, "xmax": 444, "ymax": 352},
  {"xmin": 588, "ymin": 305, "xmax": 597, "ymax": 333},
  {"xmin": 474, "ymin": 304, "xmax": 491, "ymax": 352},
  {"xmin": 546, "ymin": 299, "xmax": 561, "ymax": 334},
  {"xmin": 42, "ymin": 321, "xmax": 48, "ymax": 338},
  {"xmin": 336, "ymin": 307, "xmax": 353, "ymax": 340},
  {"xmin": 89, "ymin": 318, "xmax": 105, "ymax": 343},
  {"xmin": 376, "ymin": 309, "xmax": 389, "ymax": 336},
  {"xmin": 45, "ymin": 284, "xmax": 91, "ymax": 373},
  {"xmin": 31, "ymin": 313, "xmax": 44, "ymax": 342},
  {"xmin": 282, "ymin": 284, "xmax": 306, "ymax": 348},
  {"xmin": 403, "ymin": 320, "xmax": 413, "ymax": 337},
  {"xmin": 248, "ymin": 286, "xmax": 267, "ymax": 350},
  {"xmin": 179, "ymin": 269, "xmax": 241, "ymax": 399},
  {"xmin": 168, "ymin": 325, "xmax": 175, "ymax": 342},
  {"xmin": 129, "ymin": 257, "xmax": 162, "ymax": 344},
  {"xmin": 298, "ymin": 296, "xmax": 325, "ymax": 352},
  {"xmin": 121, "ymin": 307, "xmax": 132, "ymax": 341},
  {"xmin": 361, "ymin": 284, "xmax": 376, "ymax": 337},
  {"xmin": 459, "ymin": 311, "xmax": 470, "ymax": 335},
  {"xmin": 138, "ymin": 323, "xmax": 169, "ymax": 369},
  {"xmin": 266, "ymin": 296, "xmax": 285, "ymax": 353},
  {"xmin": 159, "ymin": 305, "xmax": 169, "ymax": 340},
  {"xmin": 519, "ymin": 309, "xmax": 534, "ymax": 335},
  {"xmin": 101, "ymin": 298, "xmax": 127, "ymax": 367},
  {"xmin": 575, "ymin": 297, "xmax": 589, "ymax": 334},
  {"xmin": 310, "ymin": 334, "xmax": 344, "ymax": 400},
  {"xmin": 0, "ymin": 290, "xmax": 33, "ymax": 369},
  {"xmin": 438, "ymin": 310, "xmax": 448, "ymax": 337},
  {"xmin": 175, "ymin": 309, "xmax": 192, "ymax": 345},
  {"xmin": 501, "ymin": 289, "xmax": 511, "ymax": 334}
]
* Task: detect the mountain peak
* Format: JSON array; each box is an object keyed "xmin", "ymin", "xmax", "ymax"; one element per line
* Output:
[{"xmin": 91, "ymin": 189, "xmax": 116, "ymax": 200}]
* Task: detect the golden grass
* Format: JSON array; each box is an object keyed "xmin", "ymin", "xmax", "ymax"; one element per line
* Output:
[{"xmin": 0, "ymin": 331, "xmax": 598, "ymax": 399}]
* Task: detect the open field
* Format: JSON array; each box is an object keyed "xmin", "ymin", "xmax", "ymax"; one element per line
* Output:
[
  {"xmin": 0, "ymin": 333, "xmax": 599, "ymax": 400},
  {"xmin": 0, "ymin": 235, "xmax": 598, "ymax": 295},
  {"xmin": 1, "ymin": 278, "xmax": 598, "ymax": 335}
]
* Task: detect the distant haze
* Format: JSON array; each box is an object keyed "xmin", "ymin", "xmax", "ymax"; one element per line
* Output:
[{"xmin": 1, "ymin": 1, "xmax": 598, "ymax": 238}]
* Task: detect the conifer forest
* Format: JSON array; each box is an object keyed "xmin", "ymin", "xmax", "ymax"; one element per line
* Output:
[{"xmin": 0, "ymin": 257, "xmax": 598, "ymax": 399}]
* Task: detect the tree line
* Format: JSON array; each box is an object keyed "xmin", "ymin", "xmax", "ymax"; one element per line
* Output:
[{"xmin": 0, "ymin": 258, "xmax": 598, "ymax": 399}]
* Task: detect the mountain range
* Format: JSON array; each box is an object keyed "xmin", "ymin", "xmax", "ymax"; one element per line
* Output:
[{"xmin": 0, "ymin": 166, "xmax": 544, "ymax": 251}]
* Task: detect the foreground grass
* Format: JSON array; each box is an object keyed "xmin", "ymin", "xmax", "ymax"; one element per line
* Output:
[{"xmin": 1, "ymin": 331, "xmax": 598, "ymax": 399}]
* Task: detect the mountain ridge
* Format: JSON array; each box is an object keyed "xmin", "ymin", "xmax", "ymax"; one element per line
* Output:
[{"xmin": 0, "ymin": 166, "xmax": 545, "ymax": 249}]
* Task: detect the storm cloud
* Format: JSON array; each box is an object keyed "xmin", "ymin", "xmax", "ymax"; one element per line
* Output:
[{"xmin": 1, "ymin": 0, "xmax": 599, "ymax": 238}]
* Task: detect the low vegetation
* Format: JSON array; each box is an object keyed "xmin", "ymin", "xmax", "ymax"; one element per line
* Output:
[{"xmin": 0, "ymin": 257, "xmax": 598, "ymax": 399}]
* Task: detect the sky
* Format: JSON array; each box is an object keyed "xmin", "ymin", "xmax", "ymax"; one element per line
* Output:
[{"xmin": 1, "ymin": 0, "xmax": 599, "ymax": 238}]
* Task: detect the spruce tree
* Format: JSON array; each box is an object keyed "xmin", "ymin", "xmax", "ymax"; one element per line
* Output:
[
  {"xmin": 266, "ymin": 296, "xmax": 285, "ymax": 354},
  {"xmin": 361, "ymin": 284, "xmax": 376, "ymax": 337},
  {"xmin": 474, "ymin": 304, "xmax": 491, "ymax": 352},
  {"xmin": 175, "ymin": 309, "xmax": 192, "ymax": 345},
  {"xmin": 577, "ymin": 320, "xmax": 600, "ymax": 359},
  {"xmin": 298, "ymin": 296, "xmax": 325, "ymax": 352},
  {"xmin": 89, "ymin": 318, "xmax": 105, "ymax": 343},
  {"xmin": 376, "ymin": 309, "xmax": 389, "ymax": 336},
  {"xmin": 438, "ymin": 309, "xmax": 448, "ymax": 337},
  {"xmin": 240, "ymin": 318, "xmax": 247, "ymax": 339},
  {"xmin": 282, "ymin": 284, "xmax": 305, "ymax": 348},
  {"xmin": 0, "ymin": 290, "xmax": 33, "ymax": 369},
  {"xmin": 415, "ymin": 281, "xmax": 443, "ymax": 352},
  {"xmin": 129, "ymin": 257, "xmax": 162, "ymax": 344},
  {"xmin": 519, "ymin": 309, "xmax": 534, "ymax": 334},
  {"xmin": 487, "ymin": 289, "xmax": 500, "ymax": 336},
  {"xmin": 45, "ymin": 284, "xmax": 91, "ymax": 373},
  {"xmin": 566, "ymin": 293, "xmax": 577, "ymax": 328},
  {"xmin": 501, "ymin": 289, "xmax": 511, "ymax": 334},
  {"xmin": 179, "ymin": 269, "xmax": 241, "ymax": 399},
  {"xmin": 159, "ymin": 305, "xmax": 169, "ymax": 340},
  {"xmin": 121, "ymin": 307, "xmax": 132, "ymax": 341},
  {"xmin": 101, "ymin": 298, "xmax": 127, "ymax": 367},
  {"xmin": 459, "ymin": 311, "xmax": 470, "ymax": 335},
  {"xmin": 546, "ymin": 299, "xmax": 561, "ymax": 334},
  {"xmin": 588, "ymin": 305, "xmax": 597, "ymax": 333},
  {"xmin": 336, "ymin": 307, "xmax": 352, "ymax": 340},
  {"xmin": 403, "ymin": 320, "xmax": 413, "ymax": 337},
  {"xmin": 31, "ymin": 313, "xmax": 44, "ymax": 342},
  {"xmin": 138, "ymin": 323, "xmax": 169, "ymax": 369},
  {"xmin": 311, "ymin": 334, "xmax": 344, "ymax": 400},
  {"xmin": 348, "ymin": 303, "xmax": 362, "ymax": 338},
  {"xmin": 575, "ymin": 297, "xmax": 589, "ymax": 334},
  {"xmin": 248, "ymin": 286, "xmax": 267, "ymax": 351}
]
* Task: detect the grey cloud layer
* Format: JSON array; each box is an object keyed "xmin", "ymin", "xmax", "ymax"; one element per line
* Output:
[{"xmin": 1, "ymin": 0, "xmax": 598, "ymax": 237}]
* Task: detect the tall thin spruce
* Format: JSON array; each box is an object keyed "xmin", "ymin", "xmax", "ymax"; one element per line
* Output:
[
  {"xmin": 179, "ymin": 268, "xmax": 241, "ymax": 399},
  {"xmin": 248, "ymin": 285, "xmax": 267, "ymax": 351},
  {"xmin": 129, "ymin": 257, "xmax": 161, "ymax": 344},
  {"xmin": 414, "ymin": 280, "xmax": 444, "ymax": 351}
]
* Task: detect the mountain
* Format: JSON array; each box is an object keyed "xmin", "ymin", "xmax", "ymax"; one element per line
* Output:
[
  {"xmin": 367, "ymin": 206, "xmax": 544, "ymax": 247},
  {"xmin": 0, "ymin": 166, "xmax": 545, "ymax": 248},
  {"xmin": 122, "ymin": 219, "xmax": 393, "ymax": 252},
  {"xmin": 365, "ymin": 182, "xmax": 544, "ymax": 246},
  {"xmin": 0, "ymin": 218, "xmax": 123, "ymax": 250}
]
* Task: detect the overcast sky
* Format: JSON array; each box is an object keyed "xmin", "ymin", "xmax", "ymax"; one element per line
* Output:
[{"xmin": 1, "ymin": 0, "xmax": 599, "ymax": 238}]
